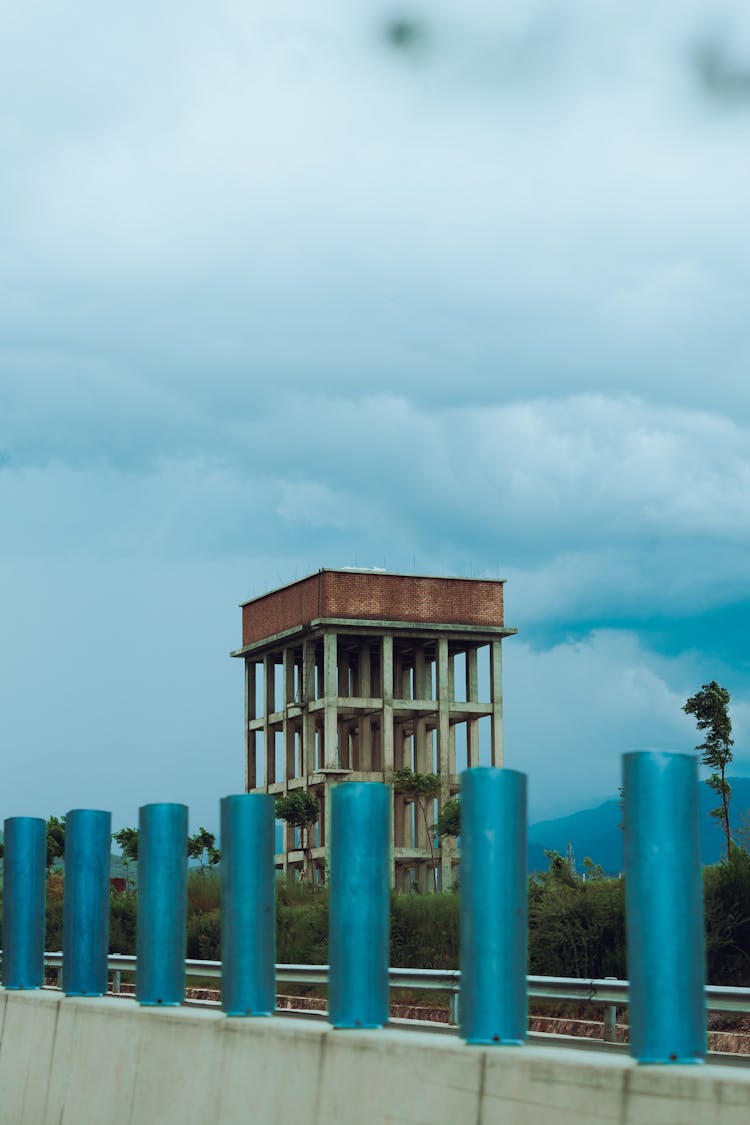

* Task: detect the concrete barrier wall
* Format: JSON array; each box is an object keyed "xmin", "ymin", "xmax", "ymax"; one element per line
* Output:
[{"xmin": 1, "ymin": 988, "xmax": 749, "ymax": 1125}]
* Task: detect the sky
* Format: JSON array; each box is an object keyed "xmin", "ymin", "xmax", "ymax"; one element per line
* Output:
[{"xmin": 2, "ymin": 0, "xmax": 750, "ymax": 835}]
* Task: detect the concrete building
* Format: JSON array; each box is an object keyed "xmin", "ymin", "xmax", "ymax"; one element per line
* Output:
[{"xmin": 230, "ymin": 569, "xmax": 516, "ymax": 890}]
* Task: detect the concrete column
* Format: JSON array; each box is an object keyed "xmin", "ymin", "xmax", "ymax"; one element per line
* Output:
[
  {"xmin": 437, "ymin": 637, "xmax": 452, "ymax": 890},
  {"xmin": 338, "ymin": 650, "xmax": 350, "ymax": 697},
  {"xmin": 283, "ymin": 648, "xmax": 295, "ymax": 782},
  {"xmin": 466, "ymin": 648, "xmax": 480, "ymax": 769},
  {"xmin": 381, "ymin": 634, "xmax": 395, "ymax": 888},
  {"xmin": 393, "ymin": 650, "xmax": 402, "ymax": 701},
  {"xmin": 322, "ymin": 782, "xmax": 331, "ymax": 855},
  {"xmin": 414, "ymin": 649, "xmax": 427, "ymax": 703},
  {"xmin": 323, "ymin": 632, "xmax": 338, "ymax": 768},
  {"xmin": 393, "ymin": 793, "xmax": 406, "ymax": 847},
  {"xmin": 358, "ymin": 643, "xmax": 373, "ymax": 772},
  {"xmin": 245, "ymin": 660, "xmax": 257, "ymax": 791},
  {"xmin": 388, "ymin": 781, "xmax": 396, "ymax": 891},
  {"xmin": 263, "ymin": 655, "xmax": 274, "ymax": 788},
  {"xmin": 337, "ymin": 721, "xmax": 351, "ymax": 769},
  {"xmin": 407, "ymin": 799, "xmax": 416, "ymax": 848},
  {"xmin": 381, "ymin": 635, "xmax": 394, "ymax": 774},
  {"xmin": 490, "ymin": 640, "xmax": 504, "ymax": 767},
  {"xmin": 302, "ymin": 639, "xmax": 315, "ymax": 777},
  {"xmin": 414, "ymin": 649, "xmax": 430, "ymax": 852}
]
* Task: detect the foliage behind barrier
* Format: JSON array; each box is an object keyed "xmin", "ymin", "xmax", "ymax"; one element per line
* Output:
[{"xmin": 2, "ymin": 851, "xmax": 749, "ymax": 986}]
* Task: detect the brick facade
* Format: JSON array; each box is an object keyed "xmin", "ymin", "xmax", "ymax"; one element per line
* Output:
[{"xmin": 241, "ymin": 570, "xmax": 504, "ymax": 646}]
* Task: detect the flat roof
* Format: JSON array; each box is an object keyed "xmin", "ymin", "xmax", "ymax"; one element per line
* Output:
[{"xmin": 240, "ymin": 567, "xmax": 506, "ymax": 608}]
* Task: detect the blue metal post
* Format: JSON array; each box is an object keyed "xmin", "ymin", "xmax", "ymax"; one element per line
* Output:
[
  {"xmin": 2, "ymin": 817, "xmax": 46, "ymax": 989},
  {"xmin": 328, "ymin": 782, "xmax": 390, "ymax": 1029},
  {"xmin": 460, "ymin": 767, "xmax": 527, "ymax": 1045},
  {"xmin": 623, "ymin": 751, "xmax": 706, "ymax": 1063},
  {"xmin": 220, "ymin": 793, "xmax": 275, "ymax": 1016},
  {"xmin": 63, "ymin": 808, "xmax": 112, "ymax": 996},
  {"xmin": 136, "ymin": 803, "xmax": 188, "ymax": 1006}
]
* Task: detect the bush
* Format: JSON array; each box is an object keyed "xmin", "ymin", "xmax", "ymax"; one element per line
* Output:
[
  {"xmin": 45, "ymin": 872, "xmax": 64, "ymax": 951},
  {"xmin": 390, "ymin": 893, "xmax": 458, "ymax": 968},
  {"xmin": 187, "ymin": 870, "xmax": 220, "ymax": 916},
  {"xmin": 528, "ymin": 861, "xmax": 625, "ymax": 979},
  {"xmin": 704, "ymin": 846, "xmax": 750, "ymax": 985},
  {"xmin": 109, "ymin": 891, "xmax": 137, "ymax": 954},
  {"xmin": 187, "ymin": 908, "xmax": 221, "ymax": 960}
]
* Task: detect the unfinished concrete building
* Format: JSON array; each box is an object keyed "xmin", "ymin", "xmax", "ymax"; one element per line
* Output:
[{"xmin": 230, "ymin": 569, "xmax": 516, "ymax": 890}]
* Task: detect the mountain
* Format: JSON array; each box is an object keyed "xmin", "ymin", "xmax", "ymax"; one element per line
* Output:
[{"xmin": 527, "ymin": 776, "xmax": 750, "ymax": 874}]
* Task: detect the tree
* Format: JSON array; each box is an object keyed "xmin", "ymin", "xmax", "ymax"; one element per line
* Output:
[
  {"xmin": 188, "ymin": 827, "xmax": 221, "ymax": 870},
  {"xmin": 275, "ymin": 791, "xmax": 320, "ymax": 883},
  {"xmin": 113, "ymin": 827, "xmax": 139, "ymax": 863},
  {"xmin": 113, "ymin": 827, "xmax": 139, "ymax": 889},
  {"xmin": 46, "ymin": 816, "xmax": 66, "ymax": 870},
  {"xmin": 390, "ymin": 768, "xmax": 441, "ymax": 892},
  {"xmin": 434, "ymin": 796, "xmax": 460, "ymax": 840},
  {"xmin": 684, "ymin": 680, "xmax": 734, "ymax": 858}
]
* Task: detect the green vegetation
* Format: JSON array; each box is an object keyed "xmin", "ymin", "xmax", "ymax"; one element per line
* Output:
[
  {"xmin": 435, "ymin": 797, "xmax": 460, "ymax": 840},
  {"xmin": 684, "ymin": 680, "xmax": 735, "ymax": 858},
  {"xmin": 528, "ymin": 852, "xmax": 625, "ymax": 979},
  {"xmin": 2, "ymin": 848, "xmax": 743, "ymax": 987},
  {"xmin": 46, "ymin": 816, "xmax": 66, "ymax": 870},
  {"xmin": 390, "ymin": 769, "xmax": 441, "ymax": 891},
  {"xmin": 703, "ymin": 846, "xmax": 750, "ymax": 984},
  {"xmin": 187, "ymin": 828, "xmax": 221, "ymax": 870},
  {"xmin": 275, "ymin": 791, "xmax": 320, "ymax": 882},
  {"xmin": 2, "ymin": 796, "xmax": 750, "ymax": 988}
]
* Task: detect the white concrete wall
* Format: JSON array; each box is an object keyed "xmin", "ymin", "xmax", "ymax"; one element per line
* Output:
[{"xmin": 1, "ymin": 988, "xmax": 749, "ymax": 1125}]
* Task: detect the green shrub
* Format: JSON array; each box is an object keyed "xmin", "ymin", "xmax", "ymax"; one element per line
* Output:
[
  {"xmin": 704, "ymin": 846, "xmax": 750, "ymax": 985},
  {"xmin": 390, "ymin": 893, "xmax": 458, "ymax": 968},
  {"xmin": 187, "ymin": 907, "xmax": 221, "ymax": 960},
  {"xmin": 109, "ymin": 891, "xmax": 137, "ymax": 954}
]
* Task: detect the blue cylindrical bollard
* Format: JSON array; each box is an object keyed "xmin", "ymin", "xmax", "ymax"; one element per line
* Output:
[
  {"xmin": 136, "ymin": 803, "xmax": 188, "ymax": 1006},
  {"xmin": 62, "ymin": 809, "xmax": 112, "ymax": 996},
  {"xmin": 2, "ymin": 817, "xmax": 46, "ymax": 989},
  {"xmin": 460, "ymin": 767, "xmax": 528, "ymax": 1045},
  {"xmin": 328, "ymin": 782, "xmax": 390, "ymax": 1029},
  {"xmin": 623, "ymin": 751, "xmax": 706, "ymax": 1063},
  {"xmin": 220, "ymin": 793, "xmax": 276, "ymax": 1016}
]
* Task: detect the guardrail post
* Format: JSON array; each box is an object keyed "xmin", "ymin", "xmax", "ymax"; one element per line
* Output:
[
  {"xmin": 2, "ymin": 817, "xmax": 46, "ymax": 989},
  {"xmin": 460, "ymin": 767, "xmax": 527, "ymax": 1045},
  {"xmin": 136, "ymin": 803, "xmax": 188, "ymax": 1006},
  {"xmin": 601, "ymin": 977, "xmax": 619, "ymax": 1042},
  {"xmin": 329, "ymin": 782, "xmax": 390, "ymax": 1029},
  {"xmin": 448, "ymin": 989, "xmax": 460, "ymax": 1026},
  {"xmin": 112, "ymin": 970, "xmax": 122, "ymax": 995},
  {"xmin": 623, "ymin": 751, "xmax": 706, "ymax": 1063},
  {"xmin": 220, "ymin": 793, "xmax": 275, "ymax": 1016},
  {"xmin": 63, "ymin": 809, "xmax": 112, "ymax": 996}
]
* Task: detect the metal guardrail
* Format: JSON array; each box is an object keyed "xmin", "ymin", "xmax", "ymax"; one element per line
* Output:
[{"xmin": 29, "ymin": 953, "xmax": 750, "ymax": 1043}]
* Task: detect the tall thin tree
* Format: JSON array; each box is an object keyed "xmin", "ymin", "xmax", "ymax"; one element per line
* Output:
[{"xmin": 683, "ymin": 680, "xmax": 734, "ymax": 858}]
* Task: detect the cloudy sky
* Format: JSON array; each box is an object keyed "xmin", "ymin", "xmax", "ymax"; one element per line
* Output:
[{"xmin": 2, "ymin": 0, "xmax": 750, "ymax": 835}]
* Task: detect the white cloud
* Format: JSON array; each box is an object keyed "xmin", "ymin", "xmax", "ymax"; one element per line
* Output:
[
  {"xmin": 3, "ymin": 392, "xmax": 750, "ymax": 624},
  {"xmin": 2, "ymin": 2, "xmax": 750, "ymax": 825},
  {"xmin": 3, "ymin": 1, "xmax": 750, "ymax": 416},
  {"xmin": 504, "ymin": 629, "xmax": 750, "ymax": 817}
]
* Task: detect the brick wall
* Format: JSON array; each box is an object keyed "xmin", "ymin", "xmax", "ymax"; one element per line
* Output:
[
  {"xmin": 242, "ymin": 571, "xmax": 504, "ymax": 646},
  {"xmin": 242, "ymin": 574, "xmax": 321, "ymax": 646}
]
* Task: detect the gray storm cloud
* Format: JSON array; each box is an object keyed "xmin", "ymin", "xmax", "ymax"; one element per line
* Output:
[{"xmin": 2, "ymin": 1, "xmax": 750, "ymax": 827}]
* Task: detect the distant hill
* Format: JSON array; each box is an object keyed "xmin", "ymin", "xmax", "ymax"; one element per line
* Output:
[{"xmin": 527, "ymin": 776, "xmax": 750, "ymax": 874}]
